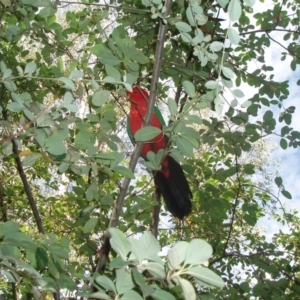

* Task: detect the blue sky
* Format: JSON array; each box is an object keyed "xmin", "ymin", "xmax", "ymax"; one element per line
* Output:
[{"xmin": 251, "ymin": 20, "xmax": 300, "ymax": 239}]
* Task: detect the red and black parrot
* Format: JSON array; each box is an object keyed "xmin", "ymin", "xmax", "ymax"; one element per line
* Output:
[{"xmin": 126, "ymin": 86, "xmax": 192, "ymax": 219}]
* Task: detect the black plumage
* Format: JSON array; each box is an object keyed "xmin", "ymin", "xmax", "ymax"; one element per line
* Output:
[{"xmin": 154, "ymin": 155, "xmax": 192, "ymax": 219}]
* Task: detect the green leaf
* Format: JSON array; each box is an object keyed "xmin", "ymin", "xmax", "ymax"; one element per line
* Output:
[
  {"xmin": 152, "ymin": 290, "xmax": 176, "ymax": 300},
  {"xmin": 139, "ymin": 231, "xmax": 160, "ymax": 260},
  {"xmin": 240, "ymin": 282, "xmax": 250, "ymax": 292},
  {"xmin": 175, "ymin": 22, "xmax": 192, "ymax": 32},
  {"xmin": 168, "ymin": 98, "xmax": 177, "ymax": 116},
  {"xmin": 193, "ymin": 29, "xmax": 204, "ymax": 44},
  {"xmin": 130, "ymin": 49, "xmax": 149, "ymax": 64},
  {"xmin": 83, "ymin": 218, "xmax": 98, "ymax": 233},
  {"xmin": 91, "ymin": 80, "xmax": 100, "ymax": 90},
  {"xmin": 112, "ymin": 166, "xmax": 135, "ymax": 179},
  {"xmin": 244, "ymin": 214, "xmax": 256, "ymax": 226},
  {"xmin": 281, "ymin": 189, "xmax": 292, "ymax": 199},
  {"xmin": 132, "ymin": 267, "xmax": 146, "ymax": 286},
  {"xmin": 181, "ymin": 135, "xmax": 199, "ymax": 148},
  {"xmin": 69, "ymin": 69, "xmax": 83, "ymax": 79},
  {"xmin": 186, "ymin": 7, "xmax": 195, "ymax": 27},
  {"xmin": 241, "ymin": 100, "xmax": 252, "ymax": 108},
  {"xmin": 121, "ymin": 290, "xmax": 143, "ymax": 300},
  {"xmin": 0, "ymin": 61, "xmax": 7, "ymax": 73},
  {"xmin": 176, "ymin": 136, "xmax": 194, "ymax": 157},
  {"xmin": 35, "ymin": 247, "xmax": 48, "ymax": 270},
  {"xmin": 11, "ymin": 92, "xmax": 23, "ymax": 105},
  {"xmin": 105, "ymin": 64, "xmax": 121, "ymax": 82},
  {"xmin": 144, "ymin": 160, "xmax": 158, "ymax": 170},
  {"xmin": 231, "ymin": 99, "xmax": 238, "ymax": 107},
  {"xmin": 88, "ymin": 292, "xmax": 112, "ymax": 300},
  {"xmin": 7, "ymin": 102, "xmax": 22, "ymax": 112},
  {"xmin": 281, "ymin": 125, "xmax": 290, "ymax": 136},
  {"xmin": 178, "ymin": 277, "xmax": 196, "ymax": 300},
  {"xmin": 205, "ymin": 81, "xmax": 218, "ymax": 89},
  {"xmin": 0, "ymin": 221, "xmax": 19, "ymax": 237},
  {"xmin": 180, "ymin": 32, "xmax": 192, "ymax": 43},
  {"xmin": 24, "ymin": 61, "xmax": 37, "ymax": 74},
  {"xmin": 185, "ymin": 239, "xmax": 213, "ymax": 265},
  {"xmin": 243, "ymin": 164, "xmax": 255, "ymax": 175},
  {"xmin": 232, "ymin": 89, "xmax": 244, "ymax": 98},
  {"xmin": 154, "ymin": 149, "xmax": 166, "ymax": 167},
  {"xmin": 3, "ymin": 68, "xmax": 12, "ymax": 79},
  {"xmin": 58, "ymin": 162, "xmax": 69, "ymax": 173},
  {"xmin": 187, "ymin": 114, "xmax": 202, "ymax": 125},
  {"xmin": 109, "ymin": 228, "xmax": 131, "ymax": 261},
  {"xmin": 90, "ymin": 44, "xmax": 121, "ymax": 66},
  {"xmin": 275, "ymin": 176, "xmax": 282, "ymax": 187},
  {"xmin": 116, "ymin": 269, "xmax": 134, "ymax": 295},
  {"xmin": 209, "ymin": 41, "xmax": 223, "ymax": 52},
  {"xmin": 169, "ymin": 241, "xmax": 189, "ymax": 268},
  {"xmin": 184, "ymin": 266, "xmax": 225, "ymax": 288},
  {"xmin": 143, "ymin": 262, "xmax": 165, "ymax": 278},
  {"xmin": 45, "ymin": 133, "xmax": 66, "ymax": 156},
  {"xmin": 96, "ymin": 151, "xmax": 124, "ymax": 161},
  {"xmin": 182, "ymin": 80, "xmax": 195, "ymax": 97},
  {"xmin": 168, "ymin": 247, "xmax": 181, "ymax": 270},
  {"xmin": 5, "ymin": 232, "xmax": 36, "ymax": 251},
  {"xmin": 244, "ymin": 0, "xmax": 255, "ymax": 6},
  {"xmin": 134, "ymin": 126, "xmax": 162, "ymax": 142},
  {"xmin": 3, "ymin": 80, "xmax": 17, "ymax": 91},
  {"xmin": 222, "ymin": 66, "xmax": 234, "ymax": 79},
  {"xmin": 95, "ymin": 275, "xmax": 116, "ymax": 293},
  {"xmin": 228, "ymin": 0, "xmax": 242, "ymax": 22},
  {"xmin": 36, "ymin": 112, "xmax": 55, "ymax": 127},
  {"xmin": 22, "ymin": 153, "xmax": 42, "ymax": 167},
  {"xmin": 130, "ymin": 231, "xmax": 160, "ymax": 263},
  {"xmin": 92, "ymin": 90, "xmax": 111, "ymax": 107},
  {"xmin": 1, "ymin": 0, "xmax": 11, "ymax": 6},
  {"xmin": 58, "ymin": 77, "xmax": 75, "ymax": 90},
  {"xmin": 2, "ymin": 141, "xmax": 13, "ymax": 156},
  {"xmin": 75, "ymin": 130, "xmax": 95, "ymax": 150},
  {"xmin": 227, "ymin": 28, "xmax": 240, "ymax": 45},
  {"xmin": 280, "ymin": 138, "xmax": 287, "ymax": 149}
]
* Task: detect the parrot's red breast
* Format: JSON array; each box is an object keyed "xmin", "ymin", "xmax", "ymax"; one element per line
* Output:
[
  {"xmin": 126, "ymin": 86, "xmax": 192, "ymax": 219},
  {"xmin": 127, "ymin": 87, "xmax": 169, "ymax": 177}
]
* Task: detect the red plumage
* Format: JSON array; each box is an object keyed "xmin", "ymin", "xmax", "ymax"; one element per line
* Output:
[{"xmin": 127, "ymin": 87, "xmax": 192, "ymax": 219}]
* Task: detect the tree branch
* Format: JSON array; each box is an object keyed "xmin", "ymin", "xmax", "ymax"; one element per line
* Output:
[
  {"xmin": 12, "ymin": 144, "xmax": 45, "ymax": 234},
  {"xmin": 0, "ymin": 103, "xmax": 45, "ymax": 234},
  {"xmin": 239, "ymin": 28, "xmax": 299, "ymax": 36},
  {"xmin": 95, "ymin": 0, "xmax": 173, "ymax": 273},
  {"xmin": 222, "ymin": 131, "xmax": 242, "ymax": 258},
  {"xmin": 151, "ymin": 189, "xmax": 161, "ymax": 238},
  {"xmin": 0, "ymin": 103, "xmax": 61, "ymax": 300},
  {"xmin": 0, "ymin": 104, "xmax": 51, "ymax": 145},
  {"xmin": 266, "ymin": 32, "xmax": 300, "ymax": 59}
]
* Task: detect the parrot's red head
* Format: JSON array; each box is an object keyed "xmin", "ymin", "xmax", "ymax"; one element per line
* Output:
[{"xmin": 126, "ymin": 87, "xmax": 149, "ymax": 104}]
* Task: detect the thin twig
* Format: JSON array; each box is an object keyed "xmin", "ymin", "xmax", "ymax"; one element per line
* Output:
[
  {"xmin": 0, "ymin": 104, "xmax": 52, "ymax": 145},
  {"xmin": 11, "ymin": 139, "xmax": 45, "ymax": 233},
  {"xmin": 151, "ymin": 189, "xmax": 161, "ymax": 238},
  {"xmin": 239, "ymin": 28, "xmax": 300, "ymax": 36},
  {"xmin": 222, "ymin": 126, "xmax": 242, "ymax": 258},
  {"xmin": 266, "ymin": 32, "xmax": 300, "ymax": 59}
]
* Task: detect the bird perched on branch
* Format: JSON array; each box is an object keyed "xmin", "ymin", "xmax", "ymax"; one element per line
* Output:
[{"xmin": 126, "ymin": 86, "xmax": 192, "ymax": 219}]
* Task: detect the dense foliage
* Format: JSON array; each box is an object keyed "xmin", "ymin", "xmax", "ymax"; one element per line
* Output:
[{"xmin": 0, "ymin": 0, "xmax": 300, "ymax": 299}]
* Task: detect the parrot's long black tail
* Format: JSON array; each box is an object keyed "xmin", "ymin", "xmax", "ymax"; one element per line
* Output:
[{"xmin": 154, "ymin": 155, "xmax": 192, "ymax": 219}]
